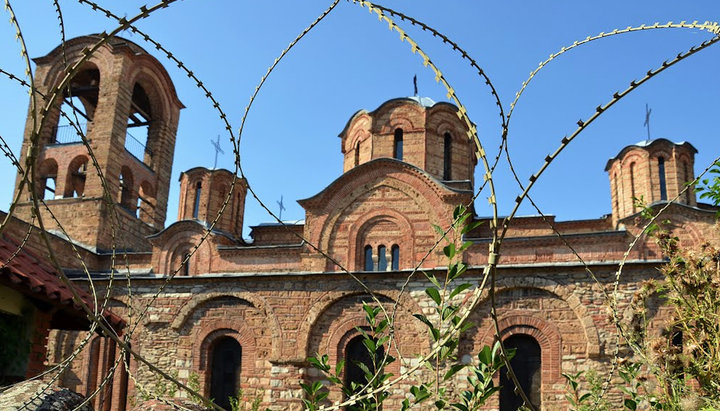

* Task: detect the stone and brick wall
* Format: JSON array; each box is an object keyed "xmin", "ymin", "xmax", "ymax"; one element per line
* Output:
[{"xmin": 44, "ymin": 260, "xmax": 684, "ymax": 410}]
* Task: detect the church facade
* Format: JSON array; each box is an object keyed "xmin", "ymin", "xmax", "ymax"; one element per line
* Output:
[{"xmin": 4, "ymin": 35, "xmax": 719, "ymax": 410}]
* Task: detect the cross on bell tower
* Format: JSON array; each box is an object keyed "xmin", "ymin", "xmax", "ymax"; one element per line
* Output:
[{"xmin": 210, "ymin": 134, "xmax": 224, "ymax": 169}]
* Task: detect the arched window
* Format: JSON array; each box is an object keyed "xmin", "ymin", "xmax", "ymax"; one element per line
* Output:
[
  {"xmin": 658, "ymin": 157, "xmax": 667, "ymax": 201},
  {"xmin": 126, "ymin": 84, "xmax": 153, "ymax": 165},
  {"xmin": 377, "ymin": 245, "xmax": 387, "ymax": 271},
  {"xmin": 193, "ymin": 182, "xmax": 202, "ymax": 219},
  {"xmin": 364, "ymin": 245, "xmax": 373, "ymax": 271},
  {"xmin": 393, "ymin": 128, "xmax": 403, "ymax": 160},
  {"xmin": 499, "ymin": 335, "xmax": 541, "ymax": 411},
  {"xmin": 443, "ymin": 132, "xmax": 452, "ymax": 180},
  {"xmin": 182, "ymin": 252, "xmax": 191, "ymax": 276},
  {"xmin": 355, "ymin": 141, "xmax": 360, "ymax": 167},
  {"xmin": 344, "ymin": 335, "xmax": 385, "ymax": 399},
  {"xmin": 53, "ymin": 68, "xmax": 98, "ymax": 144},
  {"xmin": 391, "ymin": 245, "xmax": 399, "ymax": 271},
  {"xmin": 629, "ymin": 162, "xmax": 637, "ymax": 212},
  {"xmin": 65, "ymin": 156, "xmax": 88, "ymax": 198},
  {"xmin": 210, "ymin": 337, "xmax": 242, "ymax": 411},
  {"xmin": 38, "ymin": 159, "xmax": 58, "ymax": 201}
]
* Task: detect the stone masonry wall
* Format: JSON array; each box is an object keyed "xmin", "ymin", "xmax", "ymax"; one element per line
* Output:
[{"xmin": 47, "ymin": 262, "xmax": 676, "ymax": 411}]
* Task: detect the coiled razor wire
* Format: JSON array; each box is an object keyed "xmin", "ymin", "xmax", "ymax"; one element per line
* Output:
[{"xmin": 0, "ymin": 1, "xmax": 717, "ymax": 410}]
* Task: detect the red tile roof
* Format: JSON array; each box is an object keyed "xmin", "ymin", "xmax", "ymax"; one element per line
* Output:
[{"xmin": 0, "ymin": 236, "xmax": 125, "ymax": 332}]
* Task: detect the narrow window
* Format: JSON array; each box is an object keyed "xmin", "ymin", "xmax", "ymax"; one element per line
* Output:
[
  {"xmin": 612, "ymin": 174, "xmax": 619, "ymax": 214},
  {"xmin": 193, "ymin": 182, "xmax": 202, "ymax": 219},
  {"xmin": 658, "ymin": 157, "xmax": 667, "ymax": 201},
  {"xmin": 377, "ymin": 245, "xmax": 387, "ymax": 271},
  {"xmin": 499, "ymin": 335, "xmax": 541, "ymax": 411},
  {"xmin": 126, "ymin": 83, "xmax": 152, "ymax": 165},
  {"xmin": 182, "ymin": 252, "xmax": 191, "ymax": 276},
  {"xmin": 344, "ymin": 335, "xmax": 385, "ymax": 399},
  {"xmin": 210, "ymin": 337, "xmax": 242, "ymax": 411},
  {"xmin": 355, "ymin": 142, "xmax": 360, "ymax": 167},
  {"xmin": 393, "ymin": 128, "xmax": 403, "ymax": 160},
  {"xmin": 391, "ymin": 244, "xmax": 399, "ymax": 271},
  {"xmin": 443, "ymin": 132, "xmax": 452, "ymax": 180},
  {"xmin": 364, "ymin": 245, "xmax": 373, "ymax": 271},
  {"xmin": 629, "ymin": 162, "xmax": 637, "ymax": 212}
]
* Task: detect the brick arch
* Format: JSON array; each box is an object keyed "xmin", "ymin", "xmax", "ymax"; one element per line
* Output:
[
  {"xmin": 648, "ymin": 148, "xmax": 672, "ymax": 160},
  {"xmin": 64, "ymin": 154, "xmax": 89, "ymax": 198},
  {"xmin": 155, "ymin": 226, "xmax": 205, "ymax": 275},
  {"xmin": 386, "ymin": 116, "xmax": 415, "ymax": 134},
  {"xmin": 674, "ymin": 217, "xmax": 705, "ymax": 249},
  {"xmin": 40, "ymin": 39, "xmax": 115, "ymax": 89},
  {"xmin": 168, "ymin": 240, "xmax": 194, "ymax": 276},
  {"xmin": 478, "ymin": 315, "xmax": 563, "ymax": 384},
  {"xmin": 314, "ymin": 173, "xmax": 450, "ymax": 258},
  {"xmin": 172, "ymin": 293, "xmax": 281, "ymax": 359},
  {"xmin": 192, "ymin": 320, "xmax": 258, "ymax": 398},
  {"xmin": 344, "ymin": 115, "xmax": 371, "ymax": 153},
  {"xmin": 298, "ymin": 290, "xmax": 423, "ymax": 361},
  {"xmin": 329, "ymin": 316, "xmax": 401, "ymax": 381},
  {"xmin": 36, "ymin": 158, "xmax": 59, "ymax": 197},
  {"xmin": 372, "ymin": 102, "xmax": 424, "ymax": 134},
  {"xmin": 347, "ymin": 208, "xmax": 414, "ymax": 271},
  {"xmin": 478, "ymin": 276, "xmax": 601, "ymax": 357},
  {"xmin": 194, "ymin": 323, "xmax": 257, "ymax": 374},
  {"xmin": 41, "ymin": 56, "xmax": 109, "ymax": 147},
  {"xmin": 125, "ymin": 54, "xmax": 182, "ymax": 123}
]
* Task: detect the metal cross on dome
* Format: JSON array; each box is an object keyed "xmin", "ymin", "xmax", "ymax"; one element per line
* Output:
[{"xmin": 210, "ymin": 134, "xmax": 224, "ymax": 169}]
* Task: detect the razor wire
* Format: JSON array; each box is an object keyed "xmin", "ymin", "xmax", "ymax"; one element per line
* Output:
[{"xmin": 0, "ymin": 1, "xmax": 717, "ymax": 411}]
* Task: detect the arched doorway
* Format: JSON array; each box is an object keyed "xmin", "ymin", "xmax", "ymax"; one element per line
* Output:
[
  {"xmin": 344, "ymin": 334, "xmax": 385, "ymax": 409},
  {"xmin": 499, "ymin": 334, "xmax": 541, "ymax": 411},
  {"xmin": 210, "ymin": 337, "xmax": 242, "ymax": 410}
]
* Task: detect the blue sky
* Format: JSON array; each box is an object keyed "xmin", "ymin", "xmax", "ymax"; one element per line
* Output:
[{"xmin": 0, "ymin": 1, "xmax": 718, "ymax": 237}]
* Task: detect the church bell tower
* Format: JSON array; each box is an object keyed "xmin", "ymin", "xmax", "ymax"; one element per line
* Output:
[{"xmin": 12, "ymin": 35, "xmax": 183, "ymax": 252}]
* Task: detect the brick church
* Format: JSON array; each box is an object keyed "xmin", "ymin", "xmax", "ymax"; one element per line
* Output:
[{"xmin": 1, "ymin": 35, "xmax": 718, "ymax": 410}]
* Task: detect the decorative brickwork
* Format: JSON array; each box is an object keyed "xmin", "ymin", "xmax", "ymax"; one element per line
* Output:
[{"xmin": 7, "ymin": 36, "xmax": 720, "ymax": 411}]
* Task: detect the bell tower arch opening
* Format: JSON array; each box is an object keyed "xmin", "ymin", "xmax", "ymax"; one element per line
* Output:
[
  {"xmin": 125, "ymin": 83, "xmax": 153, "ymax": 165},
  {"xmin": 53, "ymin": 66, "xmax": 99, "ymax": 145},
  {"xmin": 12, "ymin": 35, "xmax": 183, "ymax": 252}
]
